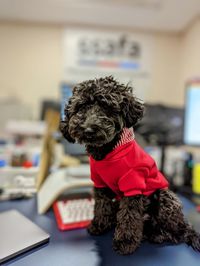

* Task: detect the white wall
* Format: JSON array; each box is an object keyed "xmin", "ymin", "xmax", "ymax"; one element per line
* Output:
[
  {"xmin": 180, "ymin": 19, "xmax": 200, "ymax": 89},
  {"xmin": 1, "ymin": 20, "xmax": 199, "ymax": 118},
  {"xmin": 0, "ymin": 23, "xmax": 62, "ymax": 118},
  {"xmin": 150, "ymin": 33, "xmax": 181, "ymax": 106}
]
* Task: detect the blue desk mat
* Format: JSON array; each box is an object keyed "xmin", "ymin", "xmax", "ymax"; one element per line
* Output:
[{"xmin": 0, "ymin": 195, "xmax": 199, "ymax": 266}]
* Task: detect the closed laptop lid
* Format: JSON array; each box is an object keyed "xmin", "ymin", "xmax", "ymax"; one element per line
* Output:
[{"xmin": 0, "ymin": 210, "xmax": 50, "ymax": 263}]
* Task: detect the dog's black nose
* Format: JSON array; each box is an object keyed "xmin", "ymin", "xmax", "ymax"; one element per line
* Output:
[{"xmin": 85, "ymin": 127, "xmax": 94, "ymax": 134}]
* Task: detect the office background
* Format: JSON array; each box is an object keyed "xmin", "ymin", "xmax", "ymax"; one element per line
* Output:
[
  {"xmin": 1, "ymin": 1, "xmax": 200, "ymax": 265},
  {"xmin": 0, "ymin": 3, "xmax": 200, "ymax": 118}
]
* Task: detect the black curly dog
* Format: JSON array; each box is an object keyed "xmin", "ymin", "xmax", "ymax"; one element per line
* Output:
[{"xmin": 60, "ymin": 76, "xmax": 200, "ymax": 255}]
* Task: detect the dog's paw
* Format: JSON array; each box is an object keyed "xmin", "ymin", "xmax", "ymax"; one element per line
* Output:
[
  {"xmin": 113, "ymin": 237, "xmax": 138, "ymax": 255},
  {"xmin": 87, "ymin": 221, "xmax": 110, "ymax": 236},
  {"xmin": 189, "ymin": 234, "xmax": 200, "ymax": 252},
  {"xmin": 148, "ymin": 234, "xmax": 166, "ymax": 244},
  {"xmin": 87, "ymin": 222, "xmax": 102, "ymax": 235}
]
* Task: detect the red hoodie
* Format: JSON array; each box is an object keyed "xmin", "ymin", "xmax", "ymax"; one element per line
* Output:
[{"xmin": 90, "ymin": 133, "xmax": 168, "ymax": 198}]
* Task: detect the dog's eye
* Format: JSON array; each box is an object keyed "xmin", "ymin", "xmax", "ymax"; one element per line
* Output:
[
  {"xmin": 97, "ymin": 95, "xmax": 106, "ymax": 102},
  {"xmin": 97, "ymin": 97, "xmax": 109, "ymax": 107},
  {"xmin": 75, "ymin": 104, "xmax": 85, "ymax": 112}
]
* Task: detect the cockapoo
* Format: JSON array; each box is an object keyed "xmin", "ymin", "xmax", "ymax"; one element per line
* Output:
[{"xmin": 60, "ymin": 76, "xmax": 200, "ymax": 255}]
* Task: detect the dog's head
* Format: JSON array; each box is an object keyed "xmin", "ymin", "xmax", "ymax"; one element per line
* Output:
[{"xmin": 60, "ymin": 76, "xmax": 144, "ymax": 146}]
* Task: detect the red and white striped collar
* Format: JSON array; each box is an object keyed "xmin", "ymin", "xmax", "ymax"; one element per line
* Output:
[{"xmin": 114, "ymin": 128, "xmax": 135, "ymax": 149}]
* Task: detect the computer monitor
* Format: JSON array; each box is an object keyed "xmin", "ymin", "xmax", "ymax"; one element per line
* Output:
[
  {"xmin": 184, "ymin": 83, "xmax": 200, "ymax": 146},
  {"xmin": 60, "ymin": 83, "xmax": 86, "ymax": 156},
  {"xmin": 135, "ymin": 104, "xmax": 184, "ymax": 173},
  {"xmin": 136, "ymin": 104, "xmax": 184, "ymax": 146}
]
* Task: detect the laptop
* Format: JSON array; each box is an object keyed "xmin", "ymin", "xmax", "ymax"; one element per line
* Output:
[{"xmin": 0, "ymin": 210, "xmax": 50, "ymax": 264}]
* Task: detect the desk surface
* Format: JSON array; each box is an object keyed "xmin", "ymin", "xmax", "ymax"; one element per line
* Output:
[{"xmin": 0, "ymin": 195, "xmax": 200, "ymax": 266}]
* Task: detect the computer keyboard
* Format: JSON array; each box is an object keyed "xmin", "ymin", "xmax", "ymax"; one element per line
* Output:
[{"xmin": 53, "ymin": 198, "xmax": 94, "ymax": 230}]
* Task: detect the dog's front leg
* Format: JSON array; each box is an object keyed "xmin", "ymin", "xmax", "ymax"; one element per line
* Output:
[
  {"xmin": 88, "ymin": 187, "xmax": 118, "ymax": 235},
  {"xmin": 113, "ymin": 195, "xmax": 144, "ymax": 255}
]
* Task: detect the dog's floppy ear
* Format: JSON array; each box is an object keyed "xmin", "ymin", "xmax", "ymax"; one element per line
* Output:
[
  {"xmin": 121, "ymin": 94, "xmax": 144, "ymax": 128},
  {"xmin": 59, "ymin": 101, "xmax": 75, "ymax": 143},
  {"xmin": 59, "ymin": 120, "xmax": 75, "ymax": 143}
]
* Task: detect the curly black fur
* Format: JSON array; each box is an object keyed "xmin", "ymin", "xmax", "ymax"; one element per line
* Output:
[
  {"xmin": 113, "ymin": 195, "xmax": 144, "ymax": 255},
  {"xmin": 60, "ymin": 76, "xmax": 200, "ymax": 255},
  {"xmin": 86, "ymin": 133, "xmax": 121, "ymax": 160},
  {"xmin": 88, "ymin": 187, "xmax": 119, "ymax": 235},
  {"xmin": 144, "ymin": 189, "xmax": 200, "ymax": 251},
  {"xmin": 60, "ymin": 76, "xmax": 144, "ymax": 160}
]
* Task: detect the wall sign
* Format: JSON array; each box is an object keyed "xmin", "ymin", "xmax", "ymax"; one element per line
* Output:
[{"xmin": 63, "ymin": 29, "xmax": 154, "ymax": 100}]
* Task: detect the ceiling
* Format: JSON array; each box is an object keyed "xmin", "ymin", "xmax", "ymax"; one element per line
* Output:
[{"xmin": 0, "ymin": 0, "xmax": 199, "ymax": 32}]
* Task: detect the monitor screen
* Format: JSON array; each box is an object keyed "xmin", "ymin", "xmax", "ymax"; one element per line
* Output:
[
  {"xmin": 136, "ymin": 104, "xmax": 184, "ymax": 146},
  {"xmin": 61, "ymin": 83, "xmax": 73, "ymax": 121},
  {"xmin": 60, "ymin": 83, "xmax": 86, "ymax": 156},
  {"xmin": 184, "ymin": 84, "xmax": 200, "ymax": 146}
]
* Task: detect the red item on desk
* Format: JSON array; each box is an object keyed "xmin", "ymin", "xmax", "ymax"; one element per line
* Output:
[
  {"xmin": 53, "ymin": 198, "xmax": 94, "ymax": 231},
  {"xmin": 23, "ymin": 161, "xmax": 33, "ymax": 168},
  {"xmin": 196, "ymin": 206, "xmax": 200, "ymax": 213}
]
